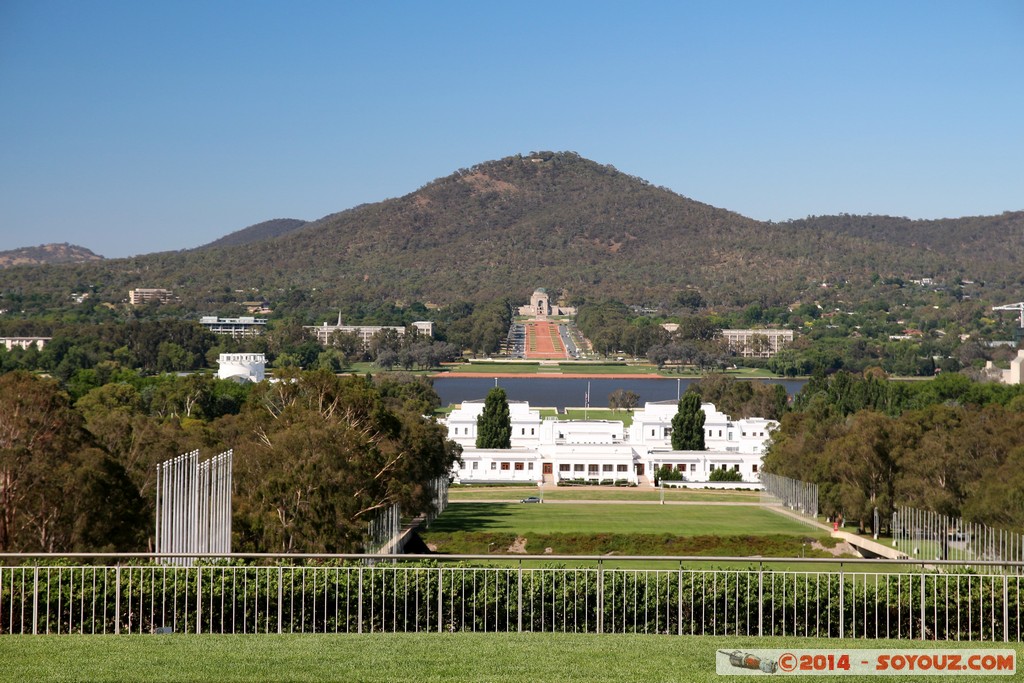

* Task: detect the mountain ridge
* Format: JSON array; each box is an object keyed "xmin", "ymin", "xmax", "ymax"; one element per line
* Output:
[{"xmin": 0, "ymin": 152, "xmax": 1021, "ymax": 313}]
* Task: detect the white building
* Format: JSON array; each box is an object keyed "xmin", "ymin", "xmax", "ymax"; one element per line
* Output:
[
  {"xmin": 444, "ymin": 400, "xmax": 777, "ymax": 487},
  {"xmin": 983, "ymin": 350, "xmax": 1024, "ymax": 385},
  {"xmin": 201, "ymin": 316, "xmax": 267, "ymax": 338},
  {"xmin": 0, "ymin": 336, "xmax": 51, "ymax": 352},
  {"xmin": 720, "ymin": 329, "xmax": 794, "ymax": 358},
  {"xmin": 304, "ymin": 313, "xmax": 433, "ymax": 348},
  {"xmin": 217, "ymin": 353, "xmax": 266, "ymax": 382}
]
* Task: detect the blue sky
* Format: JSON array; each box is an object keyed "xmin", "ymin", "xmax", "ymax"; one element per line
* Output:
[{"xmin": 1, "ymin": 1, "xmax": 1022, "ymax": 258}]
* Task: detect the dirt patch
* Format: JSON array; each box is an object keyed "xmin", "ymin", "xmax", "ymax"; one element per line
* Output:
[
  {"xmin": 812, "ymin": 540, "xmax": 856, "ymax": 557},
  {"xmin": 461, "ymin": 172, "xmax": 519, "ymax": 195},
  {"xmin": 544, "ymin": 547, "xmax": 553, "ymax": 554},
  {"xmin": 508, "ymin": 536, "xmax": 528, "ymax": 554},
  {"xmin": 427, "ymin": 543, "xmax": 438, "ymax": 552}
]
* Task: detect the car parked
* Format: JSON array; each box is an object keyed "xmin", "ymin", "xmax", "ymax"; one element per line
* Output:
[{"xmin": 520, "ymin": 496, "xmax": 542, "ymax": 503}]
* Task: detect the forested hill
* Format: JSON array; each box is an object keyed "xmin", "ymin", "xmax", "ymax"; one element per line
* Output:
[
  {"xmin": 195, "ymin": 218, "xmax": 309, "ymax": 250},
  {"xmin": 1, "ymin": 152, "xmax": 1022, "ymax": 314},
  {"xmin": 0, "ymin": 243, "xmax": 103, "ymax": 269}
]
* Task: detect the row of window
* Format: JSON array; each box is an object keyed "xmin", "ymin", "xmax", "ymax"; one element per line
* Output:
[
  {"xmin": 557, "ymin": 464, "xmax": 630, "ymax": 473},
  {"xmin": 661, "ymin": 463, "xmax": 758, "ymax": 473},
  {"xmin": 461, "ymin": 461, "xmax": 536, "ymax": 471}
]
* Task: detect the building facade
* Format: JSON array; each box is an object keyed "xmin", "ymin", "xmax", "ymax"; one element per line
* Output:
[
  {"xmin": 217, "ymin": 353, "xmax": 266, "ymax": 382},
  {"xmin": 200, "ymin": 316, "xmax": 267, "ymax": 338},
  {"xmin": 129, "ymin": 288, "xmax": 173, "ymax": 306},
  {"xmin": 518, "ymin": 288, "xmax": 576, "ymax": 317},
  {"xmin": 0, "ymin": 336, "xmax": 51, "ymax": 352},
  {"xmin": 721, "ymin": 329, "xmax": 795, "ymax": 358},
  {"xmin": 304, "ymin": 315, "xmax": 433, "ymax": 348},
  {"xmin": 444, "ymin": 400, "xmax": 777, "ymax": 487}
]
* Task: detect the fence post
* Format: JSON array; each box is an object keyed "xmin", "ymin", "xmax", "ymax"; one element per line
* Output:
[
  {"xmin": 517, "ymin": 561, "xmax": 523, "ymax": 633},
  {"xmin": 920, "ymin": 573, "xmax": 926, "ymax": 641},
  {"xmin": 757, "ymin": 564, "xmax": 763, "ymax": 638},
  {"xmin": 114, "ymin": 565, "xmax": 121, "ymax": 635},
  {"xmin": 32, "ymin": 567, "xmax": 39, "ymax": 636},
  {"xmin": 597, "ymin": 559, "xmax": 604, "ymax": 634},
  {"xmin": 357, "ymin": 566, "xmax": 364, "ymax": 635},
  {"xmin": 277, "ymin": 567, "xmax": 283, "ymax": 634},
  {"xmin": 677, "ymin": 562, "xmax": 683, "ymax": 636},
  {"xmin": 838, "ymin": 563, "xmax": 844, "ymax": 640},
  {"xmin": 196, "ymin": 566, "xmax": 202, "ymax": 635},
  {"xmin": 438, "ymin": 567, "xmax": 443, "ymax": 633},
  {"xmin": 1003, "ymin": 575, "xmax": 1009, "ymax": 643}
]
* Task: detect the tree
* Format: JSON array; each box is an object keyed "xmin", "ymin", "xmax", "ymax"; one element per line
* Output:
[
  {"xmin": 671, "ymin": 392, "xmax": 705, "ymax": 450},
  {"xmin": 476, "ymin": 387, "xmax": 511, "ymax": 449},
  {"xmin": 709, "ymin": 468, "xmax": 743, "ymax": 482},
  {"xmin": 608, "ymin": 389, "xmax": 639, "ymax": 412}
]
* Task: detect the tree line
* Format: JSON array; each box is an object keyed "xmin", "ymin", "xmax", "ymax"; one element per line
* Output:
[
  {"xmin": 0, "ymin": 369, "xmax": 460, "ymax": 553},
  {"xmin": 763, "ymin": 370, "xmax": 1024, "ymax": 533}
]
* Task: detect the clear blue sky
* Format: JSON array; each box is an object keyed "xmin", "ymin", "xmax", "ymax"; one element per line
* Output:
[{"xmin": 2, "ymin": 1, "xmax": 1022, "ymax": 258}]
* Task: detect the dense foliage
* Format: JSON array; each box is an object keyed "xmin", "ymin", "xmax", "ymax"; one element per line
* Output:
[
  {"xmin": 475, "ymin": 387, "xmax": 512, "ymax": 449},
  {"xmin": 763, "ymin": 371, "xmax": 1024, "ymax": 532},
  {"xmin": 0, "ymin": 369, "xmax": 459, "ymax": 553},
  {"xmin": 670, "ymin": 393, "xmax": 705, "ymax": 451}
]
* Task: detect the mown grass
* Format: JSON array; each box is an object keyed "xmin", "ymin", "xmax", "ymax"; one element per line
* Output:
[
  {"xmin": 447, "ymin": 486, "xmax": 763, "ymax": 503},
  {"xmin": 1, "ymin": 633, "xmax": 1016, "ymax": 683},
  {"xmin": 426, "ymin": 503, "xmax": 819, "ymax": 537},
  {"xmin": 560, "ymin": 408, "xmax": 635, "ymax": 426}
]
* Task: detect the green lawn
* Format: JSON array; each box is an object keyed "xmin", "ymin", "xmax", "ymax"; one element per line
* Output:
[
  {"xmin": 448, "ymin": 486, "xmax": 763, "ymax": 503},
  {"xmin": 2, "ymin": 633, "xmax": 1016, "ymax": 683},
  {"xmin": 429, "ymin": 502, "xmax": 814, "ymax": 536}
]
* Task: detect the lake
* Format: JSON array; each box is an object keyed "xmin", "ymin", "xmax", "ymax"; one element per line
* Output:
[{"xmin": 433, "ymin": 376, "xmax": 806, "ymax": 411}]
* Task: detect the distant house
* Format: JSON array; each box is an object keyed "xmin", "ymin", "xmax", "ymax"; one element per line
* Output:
[
  {"xmin": 720, "ymin": 329, "xmax": 794, "ymax": 358},
  {"xmin": 304, "ymin": 313, "xmax": 433, "ymax": 348},
  {"xmin": 983, "ymin": 350, "xmax": 1024, "ymax": 386},
  {"xmin": 0, "ymin": 336, "xmax": 51, "ymax": 352},
  {"xmin": 200, "ymin": 316, "xmax": 267, "ymax": 338},
  {"xmin": 217, "ymin": 353, "xmax": 266, "ymax": 382},
  {"xmin": 129, "ymin": 288, "xmax": 173, "ymax": 305}
]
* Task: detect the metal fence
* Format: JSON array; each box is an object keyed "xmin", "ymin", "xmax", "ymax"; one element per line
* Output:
[
  {"xmin": 760, "ymin": 473, "xmax": 818, "ymax": 520},
  {"xmin": 1, "ymin": 554, "xmax": 1022, "ymax": 640},
  {"xmin": 893, "ymin": 506, "xmax": 1024, "ymax": 574}
]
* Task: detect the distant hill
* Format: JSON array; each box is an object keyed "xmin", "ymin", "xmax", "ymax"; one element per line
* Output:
[
  {"xmin": 0, "ymin": 243, "xmax": 104, "ymax": 269},
  {"xmin": 196, "ymin": 218, "xmax": 308, "ymax": 250},
  {"xmin": 0, "ymin": 152, "xmax": 1021, "ymax": 314}
]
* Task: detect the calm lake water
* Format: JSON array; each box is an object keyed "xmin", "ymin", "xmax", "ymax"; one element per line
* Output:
[{"xmin": 433, "ymin": 376, "xmax": 807, "ymax": 411}]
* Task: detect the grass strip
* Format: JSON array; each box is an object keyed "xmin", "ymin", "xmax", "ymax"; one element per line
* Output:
[{"xmin": 1, "ymin": 633, "xmax": 1017, "ymax": 683}]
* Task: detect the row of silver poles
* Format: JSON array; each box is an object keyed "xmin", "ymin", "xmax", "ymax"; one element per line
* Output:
[{"xmin": 155, "ymin": 449, "xmax": 233, "ymax": 565}]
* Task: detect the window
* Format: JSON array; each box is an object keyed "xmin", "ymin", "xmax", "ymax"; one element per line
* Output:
[
  {"xmin": 617, "ymin": 464, "xmax": 628, "ymax": 472},
  {"xmin": 528, "ymin": 462, "xmax": 534, "ymax": 470},
  {"xmin": 574, "ymin": 464, "xmax": 584, "ymax": 472},
  {"xmin": 602, "ymin": 464, "xmax": 613, "ymax": 472},
  {"xmin": 651, "ymin": 429, "xmax": 656, "ymax": 437},
  {"xmin": 588, "ymin": 464, "xmax": 599, "ymax": 474},
  {"xmin": 728, "ymin": 432, "xmax": 733, "ymax": 440},
  {"xmin": 718, "ymin": 430, "xmax": 722, "ymax": 437},
  {"xmin": 752, "ymin": 464, "xmax": 758, "ymax": 473},
  {"xmin": 501, "ymin": 462, "xmax": 510, "ymax": 471},
  {"xmin": 472, "ymin": 462, "xmax": 478, "ymax": 470},
  {"xmin": 514, "ymin": 462, "xmax": 524, "ymax": 471},
  {"xmin": 677, "ymin": 464, "xmax": 685, "ymax": 472},
  {"xmin": 531, "ymin": 428, "xmax": 535, "ymax": 435},
  {"xmin": 559, "ymin": 464, "xmax": 570, "ymax": 472},
  {"xmin": 521, "ymin": 428, "xmax": 525, "ymax": 435},
  {"xmin": 490, "ymin": 462, "xmax": 496, "ymax": 470},
  {"xmin": 733, "ymin": 464, "xmax": 740, "ymax": 472},
  {"xmin": 689, "ymin": 463, "xmax": 696, "ymax": 472}
]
